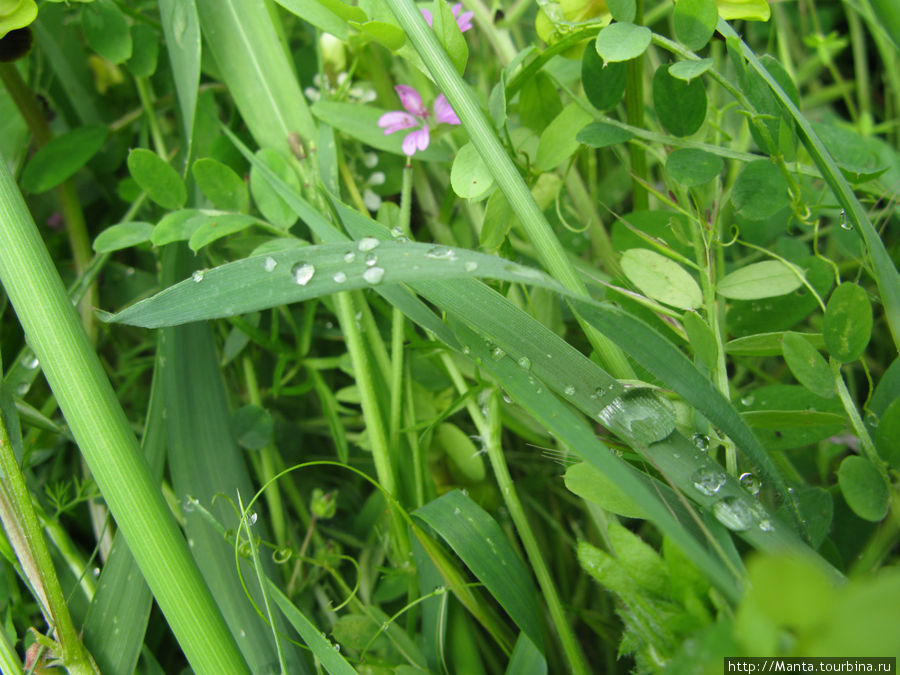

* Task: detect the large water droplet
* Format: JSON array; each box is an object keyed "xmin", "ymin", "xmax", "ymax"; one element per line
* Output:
[
  {"xmin": 597, "ymin": 389, "xmax": 677, "ymax": 445},
  {"xmin": 16, "ymin": 382, "xmax": 29, "ymax": 396},
  {"xmin": 263, "ymin": 256, "xmax": 278, "ymax": 272},
  {"xmin": 491, "ymin": 346, "xmax": 506, "ymax": 361},
  {"xmin": 390, "ymin": 226, "xmax": 404, "ymax": 238},
  {"xmin": 758, "ymin": 519, "xmax": 774, "ymax": 532},
  {"xmin": 247, "ymin": 512, "xmax": 258, "ymax": 526},
  {"xmin": 365, "ymin": 253, "xmax": 378, "ymax": 266},
  {"xmin": 692, "ymin": 467, "xmax": 727, "ymax": 496},
  {"xmin": 21, "ymin": 355, "xmax": 39, "ymax": 369},
  {"xmin": 358, "ymin": 236, "xmax": 380, "ymax": 251},
  {"xmin": 711, "ymin": 497, "xmax": 757, "ymax": 532},
  {"xmin": 192, "ymin": 270, "xmax": 206, "ymax": 283},
  {"xmin": 739, "ymin": 472, "xmax": 761, "ymax": 496},
  {"xmin": 692, "ymin": 433, "xmax": 710, "ymax": 452},
  {"xmin": 291, "ymin": 263, "xmax": 315, "ymax": 286},
  {"xmin": 426, "ymin": 246, "xmax": 457, "ymax": 261},
  {"xmin": 464, "ymin": 261, "xmax": 478, "ymax": 272},
  {"xmin": 740, "ymin": 394, "xmax": 755, "ymax": 406},
  {"xmin": 333, "ymin": 271, "xmax": 347, "ymax": 284},
  {"xmin": 517, "ymin": 356, "xmax": 531, "ymax": 370},
  {"xmin": 343, "ymin": 251, "xmax": 356, "ymax": 263},
  {"xmin": 363, "ymin": 266, "xmax": 384, "ymax": 284},
  {"xmin": 839, "ymin": 208, "xmax": 852, "ymax": 230}
]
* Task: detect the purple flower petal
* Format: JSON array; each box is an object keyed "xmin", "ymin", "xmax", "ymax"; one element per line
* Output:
[
  {"xmin": 395, "ymin": 85, "xmax": 427, "ymax": 117},
  {"xmin": 456, "ymin": 10, "xmax": 474, "ymax": 31},
  {"xmin": 378, "ymin": 111, "xmax": 418, "ymax": 134},
  {"xmin": 433, "ymin": 95, "xmax": 460, "ymax": 126},
  {"xmin": 402, "ymin": 127, "xmax": 430, "ymax": 156},
  {"xmin": 420, "ymin": 7, "xmax": 433, "ymax": 26}
]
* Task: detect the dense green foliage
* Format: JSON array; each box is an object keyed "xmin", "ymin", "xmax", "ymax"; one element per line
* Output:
[{"xmin": 0, "ymin": 0, "xmax": 898, "ymax": 672}]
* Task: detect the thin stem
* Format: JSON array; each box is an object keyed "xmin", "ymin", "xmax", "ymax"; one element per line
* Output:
[
  {"xmin": 831, "ymin": 358, "xmax": 888, "ymax": 483},
  {"xmin": 625, "ymin": 0, "xmax": 648, "ymax": 211}
]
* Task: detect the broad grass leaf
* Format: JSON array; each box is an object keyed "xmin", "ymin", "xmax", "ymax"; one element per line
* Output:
[
  {"xmin": 824, "ymin": 283, "xmax": 872, "ymax": 363},
  {"xmin": 621, "ymin": 248, "xmax": 702, "ymax": 309},
  {"xmin": 82, "ymin": 0, "xmax": 132, "ymax": 63},
  {"xmin": 21, "ymin": 126, "xmax": 108, "ymax": 193},
  {"xmin": 776, "ymin": 484, "xmax": 832, "ymax": 549},
  {"xmin": 451, "ymin": 143, "xmax": 495, "ymax": 200},
  {"xmin": 669, "ymin": 58, "xmax": 714, "ymax": 81},
  {"xmin": 159, "ymin": 0, "xmax": 201, "ymax": 150},
  {"xmin": 564, "ymin": 462, "xmax": 649, "ymax": 518},
  {"xmin": 717, "ymin": 261, "xmax": 802, "ymax": 300},
  {"xmin": 652, "ymin": 64, "xmax": 707, "ymax": 137},
  {"xmin": 535, "ymin": 103, "xmax": 593, "ymax": 171},
  {"xmin": 717, "ymin": 0, "xmax": 770, "ymax": 20},
  {"xmin": 192, "ymin": 157, "xmax": 250, "ymax": 213},
  {"xmin": 666, "ymin": 148, "xmax": 723, "ymax": 186},
  {"xmin": 731, "ymin": 160, "xmax": 790, "ymax": 219},
  {"xmin": 673, "ymin": 0, "xmax": 717, "ymax": 50},
  {"xmin": 506, "ymin": 634, "xmax": 547, "ymax": 675},
  {"xmin": 576, "ymin": 122, "xmax": 634, "ymax": 148},
  {"xmin": 413, "ymin": 490, "xmax": 544, "ymax": 650},
  {"xmin": 595, "ymin": 22, "xmax": 652, "ymax": 62},
  {"xmin": 127, "ymin": 148, "xmax": 187, "ymax": 210},
  {"xmin": 92, "ymin": 222, "xmax": 154, "ymax": 253},
  {"xmin": 837, "ymin": 456, "xmax": 889, "ymax": 522},
  {"xmin": 781, "ymin": 332, "xmax": 835, "ymax": 399},
  {"xmin": 581, "ymin": 46, "xmax": 626, "ymax": 111},
  {"xmin": 249, "ymin": 148, "xmax": 300, "ymax": 229}
]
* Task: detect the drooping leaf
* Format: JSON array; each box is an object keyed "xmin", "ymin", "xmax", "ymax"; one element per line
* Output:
[
  {"xmin": 824, "ymin": 283, "xmax": 872, "ymax": 363},
  {"xmin": 620, "ymin": 248, "xmax": 702, "ymax": 309},
  {"xmin": 652, "ymin": 64, "xmax": 707, "ymax": 137},
  {"xmin": 837, "ymin": 456, "xmax": 889, "ymax": 522},
  {"xmin": 192, "ymin": 157, "xmax": 250, "ymax": 213},
  {"xmin": 93, "ymin": 222, "xmax": 155, "ymax": 253},
  {"xmin": 595, "ymin": 22, "xmax": 652, "ymax": 62},
  {"xmin": 20, "ymin": 126, "xmax": 108, "ymax": 193},
  {"xmin": 582, "ymin": 47, "xmax": 626, "ymax": 111},
  {"xmin": 782, "ymin": 332, "xmax": 834, "ymax": 399},
  {"xmin": 451, "ymin": 143, "xmax": 495, "ymax": 200},
  {"xmin": 127, "ymin": 148, "xmax": 187, "ymax": 210}
]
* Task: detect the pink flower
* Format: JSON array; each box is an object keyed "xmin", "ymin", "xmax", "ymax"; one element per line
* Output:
[
  {"xmin": 421, "ymin": 3, "xmax": 474, "ymax": 32},
  {"xmin": 377, "ymin": 85, "xmax": 461, "ymax": 156}
]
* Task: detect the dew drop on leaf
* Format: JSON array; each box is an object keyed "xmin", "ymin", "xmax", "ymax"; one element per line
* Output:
[
  {"xmin": 739, "ymin": 472, "xmax": 761, "ymax": 495},
  {"xmin": 691, "ymin": 467, "xmax": 727, "ymax": 496},
  {"xmin": 363, "ymin": 266, "xmax": 385, "ymax": 284},
  {"xmin": 263, "ymin": 256, "xmax": 278, "ymax": 272},
  {"xmin": 692, "ymin": 433, "xmax": 710, "ymax": 451},
  {"xmin": 192, "ymin": 270, "xmax": 205, "ymax": 282},
  {"xmin": 291, "ymin": 263, "xmax": 315, "ymax": 286},
  {"xmin": 333, "ymin": 271, "xmax": 347, "ymax": 284},
  {"xmin": 343, "ymin": 251, "xmax": 356, "ymax": 263},
  {"xmin": 358, "ymin": 236, "xmax": 380, "ymax": 251}
]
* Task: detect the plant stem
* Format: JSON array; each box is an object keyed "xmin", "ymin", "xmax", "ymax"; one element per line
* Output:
[
  {"xmin": 625, "ymin": 0, "xmax": 648, "ymax": 211},
  {"xmin": 831, "ymin": 358, "xmax": 888, "ymax": 482}
]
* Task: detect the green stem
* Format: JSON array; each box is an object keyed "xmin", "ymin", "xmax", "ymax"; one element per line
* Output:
[
  {"xmin": 384, "ymin": 0, "xmax": 634, "ymax": 379},
  {"xmin": 831, "ymin": 358, "xmax": 888, "ymax": 483},
  {"xmin": 134, "ymin": 77, "xmax": 169, "ymax": 158},
  {"xmin": 625, "ymin": 0, "xmax": 648, "ymax": 211}
]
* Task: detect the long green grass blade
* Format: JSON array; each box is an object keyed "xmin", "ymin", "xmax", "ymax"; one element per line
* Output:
[
  {"xmin": 0, "ymin": 147, "xmax": 247, "ymax": 675},
  {"xmin": 158, "ymin": 0, "xmax": 201, "ymax": 153}
]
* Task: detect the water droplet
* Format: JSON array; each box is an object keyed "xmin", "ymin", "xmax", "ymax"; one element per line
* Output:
[
  {"xmin": 464, "ymin": 261, "xmax": 478, "ymax": 272},
  {"xmin": 390, "ymin": 226, "xmax": 404, "ymax": 238},
  {"xmin": 517, "ymin": 356, "xmax": 531, "ymax": 370},
  {"xmin": 740, "ymin": 394, "xmax": 755, "ymax": 407},
  {"xmin": 334, "ymin": 643, "xmax": 341, "ymax": 652},
  {"xmin": 711, "ymin": 497, "xmax": 757, "ymax": 532},
  {"xmin": 691, "ymin": 467, "xmax": 727, "ymax": 496},
  {"xmin": 502, "ymin": 393, "xmax": 512, "ymax": 403},
  {"xmin": 865, "ymin": 411, "xmax": 879, "ymax": 429},
  {"xmin": 692, "ymin": 433, "xmax": 710, "ymax": 452},
  {"xmin": 453, "ymin": 507, "xmax": 461, "ymax": 515},
  {"xmin": 363, "ymin": 266, "xmax": 385, "ymax": 284},
  {"xmin": 564, "ymin": 385, "xmax": 576, "ymax": 396},
  {"xmin": 426, "ymin": 245, "xmax": 457, "ymax": 261},
  {"xmin": 124, "ymin": 266, "xmax": 135, "ymax": 277},
  {"xmin": 247, "ymin": 512, "xmax": 258, "ymax": 526},
  {"xmin": 358, "ymin": 236, "xmax": 380, "ymax": 251},
  {"xmin": 192, "ymin": 270, "xmax": 205, "ymax": 283},
  {"xmin": 739, "ymin": 472, "xmax": 761, "ymax": 496},
  {"xmin": 333, "ymin": 271, "xmax": 347, "ymax": 284},
  {"xmin": 183, "ymin": 497, "xmax": 197, "ymax": 513},
  {"xmin": 263, "ymin": 256, "xmax": 278, "ymax": 272},
  {"xmin": 461, "ymin": 346, "xmax": 471, "ymax": 355},
  {"xmin": 365, "ymin": 252, "xmax": 378, "ymax": 266},
  {"xmin": 343, "ymin": 251, "xmax": 356, "ymax": 263},
  {"xmin": 291, "ymin": 263, "xmax": 315, "ymax": 286},
  {"xmin": 21, "ymin": 355, "xmax": 39, "ymax": 369},
  {"xmin": 759, "ymin": 519, "xmax": 774, "ymax": 532},
  {"xmin": 491, "ymin": 346, "xmax": 506, "ymax": 361},
  {"xmin": 839, "ymin": 208, "xmax": 852, "ymax": 230},
  {"xmin": 93, "ymin": 567, "xmax": 101, "ymax": 578}
]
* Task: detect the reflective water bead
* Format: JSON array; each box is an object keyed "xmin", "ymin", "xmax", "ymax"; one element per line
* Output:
[
  {"xmin": 263, "ymin": 256, "xmax": 278, "ymax": 272},
  {"xmin": 333, "ymin": 271, "xmax": 347, "ymax": 284},
  {"xmin": 491, "ymin": 346, "xmax": 506, "ymax": 360},
  {"xmin": 692, "ymin": 433, "xmax": 710, "ymax": 451},
  {"xmin": 192, "ymin": 270, "xmax": 205, "ymax": 282},
  {"xmin": 291, "ymin": 263, "xmax": 315, "ymax": 286},
  {"xmin": 517, "ymin": 356, "xmax": 531, "ymax": 370},
  {"xmin": 363, "ymin": 266, "xmax": 385, "ymax": 284},
  {"xmin": 464, "ymin": 261, "xmax": 478, "ymax": 272},
  {"xmin": 711, "ymin": 497, "xmax": 756, "ymax": 532},
  {"xmin": 739, "ymin": 472, "xmax": 761, "ymax": 496},
  {"xmin": 564, "ymin": 385, "xmax": 576, "ymax": 396},
  {"xmin": 343, "ymin": 251, "xmax": 356, "ymax": 263},
  {"xmin": 357, "ymin": 236, "xmax": 380, "ymax": 251},
  {"xmin": 691, "ymin": 467, "xmax": 727, "ymax": 496},
  {"xmin": 365, "ymin": 253, "xmax": 378, "ymax": 266}
]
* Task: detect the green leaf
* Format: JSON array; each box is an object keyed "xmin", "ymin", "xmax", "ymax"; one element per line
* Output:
[
  {"xmin": 81, "ymin": 0, "xmax": 132, "ymax": 64},
  {"xmin": 673, "ymin": 0, "xmax": 718, "ymax": 50},
  {"xmin": 731, "ymin": 160, "xmax": 790, "ymax": 220},
  {"xmin": 652, "ymin": 64, "xmax": 707, "ymax": 137},
  {"xmin": 432, "ymin": 0, "xmax": 467, "ymax": 75},
  {"xmin": 837, "ymin": 456, "xmax": 889, "ymax": 522},
  {"xmin": 564, "ymin": 462, "xmax": 649, "ymax": 518},
  {"xmin": 273, "ymin": 0, "xmax": 353, "ymax": 39},
  {"xmin": 737, "ymin": 385, "xmax": 844, "ymax": 451},
  {"xmin": 480, "ymin": 190, "xmax": 515, "ymax": 251},
  {"xmin": 435, "ymin": 423, "xmax": 486, "ymax": 482},
  {"xmin": 126, "ymin": 24, "xmax": 159, "ymax": 77},
  {"xmin": 152, "ymin": 209, "xmax": 203, "ymax": 246},
  {"xmin": 159, "ymin": 0, "xmax": 201, "ymax": 149},
  {"xmin": 451, "ymin": 143, "xmax": 495, "ymax": 200},
  {"xmin": 581, "ymin": 44, "xmax": 627, "ymax": 111},
  {"xmin": 249, "ymin": 149, "xmax": 300, "ymax": 230},
  {"xmin": 352, "ymin": 20, "xmax": 406, "ymax": 50},
  {"xmin": 576, "ymin": 122, "xmax": 634, "ymax": 148},
  {"xmin": 824, "ymin": 283, "xmax": 872, "ymax": 363},
  {"xmin": 506, "ymin": 634, "xmax": 547, "ymax": 675},
  {"xmin": 717, "ymin": 261, "xmax": 802, "ymax": 300},
  {"xmin": 668, "ymin": 58, "xmax": 714, "ymax": 81},
  {"xmin": 127, "ymin": 149, "xmax": 187, "ymax": 210},
  {"xmin": 188, "ymin": 214, "xmax": 262, "ymax": 252},
  {"xmin": 594, "ymin": 22, "xmax": 652, "ymax": 62},
  {"xmin": 620, "ymin": 248, "xmax": 702, "ymax": 309},
  {"xmin": 535, "ymin": 103, "xmax": 593, "ymax": 171},
  {"xmin": 874, "ymin": 397, "xmax": 900, "ymax": 468},
  {"xmin": 518, "ymin": 72, "xmax": 563, "ymax": 132},
  {"xmin": 665, "ymin": 148, "xmax": 723, "ymax": 186},
  {"xmin": 717, "ymin": 0, "xmax": 770, "ymax": 20},
  {"xmin": 192, "ymin": 157, "xmax": 250, "ymax": 213},
  {"xmin": 741, "ymin": 410, "xmax": 847, "ymax": 430},
  {"xmin": 0, "ymin": 0, "xmax": 36, "ymax": 40},
  {"xmin": 413, "ymin": 490, "xmax": 544, "ymax": 650},
  {"xmin": 782, "ymin": 332, "xmax": 834, "ymax": 399},
  {"xmin": 231, "ymin": 405, "xmax": 273, "ymax": 450},
  {"xmin": 92, "ymin": 222, "xmax": 155, "ymax": 253},
  {"xmin": 20, "ymin": 126, "xmax": 108, "ymax": 193},
  {"xmin": 726, "ymin": 332, "xmax": 825, "ymax": 357},
  {"xmin": 683, "ymin": 311, "xmax": 718, "ymax": 370}
]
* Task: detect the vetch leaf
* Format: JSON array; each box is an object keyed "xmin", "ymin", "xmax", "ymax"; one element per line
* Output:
[
  {"xmin": 683, "ymin": 310, "xmax": 718, "ymax": 370},
  {"xmin": 273, "ymin": 0, "xmax": 354, "ymax": 39},
  {"xmin": 652, "ymin": 64, "xmax": 707, "ymax": 137},
  {"xmin": 717, "ymin": 261, "xmax": 802, "ymax": 300},
  {"xmin": 353, "ymin": 20, "xmax": 406, "ymax": 50},
  {"xmin": 782, "ymin": 332, "xmax": 834, "ymax": 399},
  {"xmin": 192, "ymin": 157, "xmax": 250, "ymax": 213},
  {"xmin": 620, "ymin": 248, "xmax": 702, "ymax": 309},
  {"xmin": 188, "ymin": 214, "xmax": 263, "ymax": 252},
  {"xmin": 435, "ymin": 423, "xmax": 486, "ymax": 482},
  {"xmin": 127, "ymin": 149, "xmax": 187, "ymax": 210},
  {"xmin": 451, "ymin": 143, "xmax": 495, "ymax": 200},
  {"xmin": 607, "ymin": 0, "xmax": 636, "ymax": 22},
  {"xmin": 535, "ymin": 103, "xmax": 593, "ymax": 171},
  {"xmin": 82, "ymin": 0, "xmax": 132, "ymax": 64},
  {"xmin": 576, "ymin": 122, "xmax": 634, "ymax": 148},
  {"xmin": 874, "ymin": 397, "xmax": 900, "ymax": 469},
  {"xmin": 837, "ymin": 456, "xmax": 889, "ymax": 522},
  {"xmin": 732, "ymin": 160, "xmax": 790, "ymax": 220},
  {"xmin": 581, "ymin": 47, "xmax": 626, "ymax": 111},
  {"xmin": 668, "ymin": 58, "xmax": 714, "ymax": 81},
  {"xmin": 666, "ymin": 148, "xmax": 723, "ymax": 186},
  {"xmin": 152, "ymin": 209, "xmax": 203, "ymax": 246},
  {"xmin": 231, "ymin": 404, "xmax": 273, "ymax": 450},
  {"xmin": 92, "ymin": 222, "xmax": 154, "ymax": 253},
  {"xmin": 564, "ymin": 462, "xmax": 649, "ymax": 518},
  {"xmin": 432, "ymin": 0, "xmax": 468, "ymax": 75},
  {"xmin": 594, "ymin": 22, "xmax": 652, "ymax": 62},
  {"xmin": 249, "ymin": 148, "xmax": 300, "ymax": 229},
  {"xmin": 726, "ymin": 331, "xmax": 825, "ymax": 357},
  {"xmin": 20, "ymin": 126, "xmax": 108, "ymax": 193},
  {"xmin": 126, "ymin": 24, "xmax": 159, "ymax": 77},
  {"xmin": 673, "ymin": 0, "xmax": 718, "ymax": 50},
  {"xmin": 824, "ymin": 283, "xmax": 872, "ymax": 363}
]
